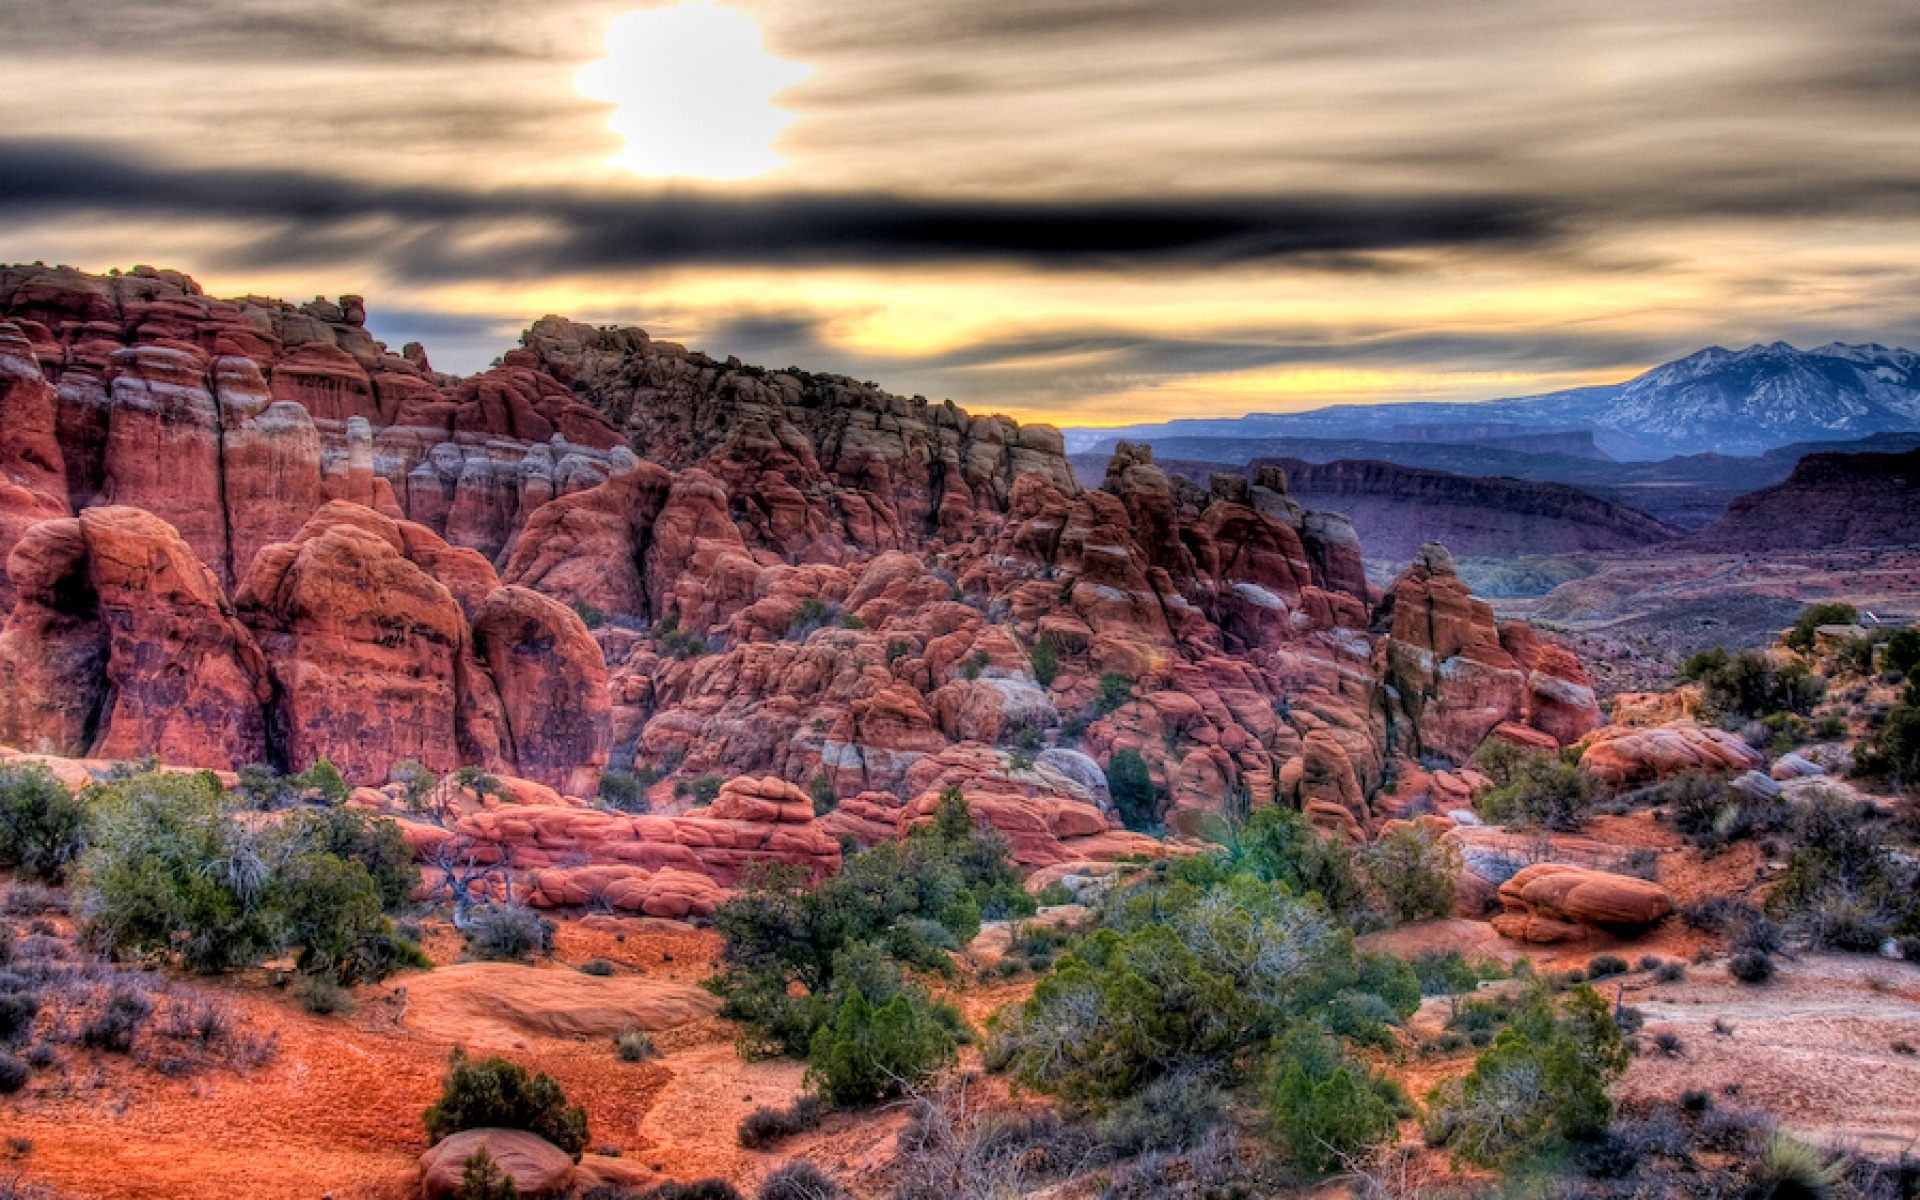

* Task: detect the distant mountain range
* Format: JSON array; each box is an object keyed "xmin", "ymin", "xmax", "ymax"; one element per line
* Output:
[{"xmin": 1065, "ymin": 341, "xmax": 1920, "ymax": 461}]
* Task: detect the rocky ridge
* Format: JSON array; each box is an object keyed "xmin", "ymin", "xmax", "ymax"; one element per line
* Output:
[{"xmin": 0, "ymin": 264, "xmax": 1603, "ymax": 903}]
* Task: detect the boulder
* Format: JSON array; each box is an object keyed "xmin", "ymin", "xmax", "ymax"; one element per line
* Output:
[
  {"xmin": 419, "ymin": 1129, "xmax": 573, "ymax": 1200},
  {"xmin": 1491, "ymin": 863, "xmax": 1674, "ymax": 943},
  {"xmin": 1577, "ymin": 723, "xmax": 1767, "ymax": 788}
]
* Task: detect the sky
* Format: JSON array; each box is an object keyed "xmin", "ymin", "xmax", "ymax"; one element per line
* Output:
[{"xmin": 2, "ymin": 0, "xmax": 1919, "ymax": 426}]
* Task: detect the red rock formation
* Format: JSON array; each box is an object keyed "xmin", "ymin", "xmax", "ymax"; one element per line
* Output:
[
  {"xmin": 0, "ymin": 507, "xmax": 271, "ymax": 768},
  {"xmin": 1576, "ymin": 722, "xmax": 1767, "ymax": 787},
  {"xmin": 236, "ymin": 504, "xmax": 484, "ymax": 783},
  {"xmin": 1491, "ymin": 863, "xmax": 1674, "ymax": 943},
  {"xmin": 0, "ymin": 322, "xmax": 71, "ymax": 612},
  {"xmin": 473, "ymin": 586, "xmax": 610, "ymax": 797},
  {"xmin": 1377, "ymin": 543, "xmax": 1598, "ymax": 763}
]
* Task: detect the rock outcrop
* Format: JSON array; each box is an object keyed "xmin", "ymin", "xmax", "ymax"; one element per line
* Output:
[
  {"xmin": 419, "ymin": 1129, "xmax": 573, "ymax": 1200},
  {"xmin": 0, "ymin": 507, "xmax": 271, "ymax": 768},
  {"xmin": 1576, "ymin": 722, "xmax": 1768, "ymax": 787},
  {"xmin": 1376, "ymin": 543, "xmax": 1600, "ymax": 762},
  {"xmin": 1491, "ymin": 863, "xmax": 1675, "ymax": 943}
]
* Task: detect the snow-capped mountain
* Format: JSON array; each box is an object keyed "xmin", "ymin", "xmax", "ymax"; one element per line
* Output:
[{"xmin": 1065, "ymin": 342, "xmax": 1920, "ymax": 461}]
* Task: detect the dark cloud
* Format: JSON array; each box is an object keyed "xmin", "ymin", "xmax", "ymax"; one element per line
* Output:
[{"xmin": 0, "ymin": 140, "xmax": 1556, "ymax": 275}]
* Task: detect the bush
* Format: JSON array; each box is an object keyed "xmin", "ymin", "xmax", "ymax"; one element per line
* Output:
[
  {"xmin": 1475, "ymin": 750, "xmax": 1595, "ymax": 831},
  {"xmin": 707, "ymin": 793, "xmax": 1028, "ymax": 1062},
  {"xmin": 465, "ymin": 906, "xmax": 554, "ymax": 963},
  {"xmin": 1681, "ymin": 648, "xmax": 1825, "ymax": 718},
  {"xmin": 599, "ymin": 770, "xmax": 648, "ymax": 814},
  {"xmin": 676, "ymin": 776, "xmax": 724, "ymax": 805},
  {"xmin": 72, "ymin": 772, "xmax": 419, "ymax": 984},
  {"xmin": 1094, "ymin": 671, "xmax": 1133, "ymax": 715},
  {"xmin": 580, "ymin": 959, "xmax": 616, "ymax": 977},
  {"xmin": 423, "ymin": 1049, "xmax": 589, "ymax": 1157},
  {"xmin": 0, "ymin": 1052, "xmax": 27, "ymax": 1094},
  {"xmin": 1884, "ymin": 628, "xmax": 1920, "ymax": 676},
  {"xmin": 1767, "ymin": 796, "xmax": 1920, "ymax": 951},
  {"xmin": 0, "ymin": 764, "xmax": 89, "ymax": 882},
  {"xmin": 574, "ymin": 601, "xmax": 607, "ymax": 630},
  {"xmin": 1105, "ymin": 750, "xmax": 1156, "ymax": 832},
  {"xmin": 1586, "ymin": 955, "xmax": 1629, "ymax": 979},
  {"xmin": 805, "ymin": 989, "xmax": 957, "ymax": 1105},
  {"xmin": 1752, "ymin": 1132, "xmax": 1846, "ymax": 1199},
  {"xmin": 1729, "ymin": 949, "xmax": 1775, "ymax": 984},
  {"xmin": 993, "ymin": 872, "xmax": 1408, "ymax": 1108},
  {"xmin": 294, "ymin": 973, "xmax": 351, "ymax": 1015},
  {"xmin": 1424, "ymin": 984, "xmax": 1628, "ymax": 1168},
  {"xmin": 455, "ymin": 1146, "xmax": 520, "ymax": 1200},
  {"xmin": 1357, "ymin": 822, "xmax": 1459, "ymax": 923},
  {"xmin": 1028, "ymin": 636, "xmax": 1060, "ymax": 688},
  {"xmin": 75, "ymin": 773, "xmax": 277, "ymax": 973},
  {"xmin": 1786, "ymin": 603, "xmax": 1858, "ymax": 654},
  {"xmin": 738, "ymin": 1096, "xmax": 826, "ymax": 1149},
  {"xmin": 614, "ymin": 1028, "xmax": 655, "ymax": 1063},
  {"xmin": 81, "ymin": 984, "xmax": 152, "ymax": 1053},
  {"xmin": 1267, "ymin": 1026, "xmax": 1401, "ymax": 1173},
  {"xmin": 808, "ymin": 772, "xmax": 837, "ymax": 817},
  {"xmin": 756, "ymin": 1162, "xmax": 842, "ymax": 1200},
  {"xmin": 1223, "ymin": 806, "xmax": 1368, "ymax": 921},
  {"xmin": 1094, "ymin": 1064, "xmax": 1223, "ymax": 1155}
]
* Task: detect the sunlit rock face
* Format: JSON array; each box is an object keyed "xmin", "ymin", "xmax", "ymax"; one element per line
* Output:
[{"xmin": 0, "ymin": 264, "xmax": 1594, "ymax": 863}]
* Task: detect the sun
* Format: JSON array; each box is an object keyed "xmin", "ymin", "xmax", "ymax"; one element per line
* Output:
[{"xmin": 578, "ymin": 3, "xmax": 812, "ymax": 181}]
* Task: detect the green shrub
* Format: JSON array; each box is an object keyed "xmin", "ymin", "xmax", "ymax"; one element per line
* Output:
[
  {"xmin": 454, "ymin": 1147, "xmax": 520, "ymax": 1200},
  {"xmin": 707, "ymin": 793, "xmax": 1027, "ymax": 1062},
  {"xmin": 676, "ymin": 775, "xmax": 724, "ymax": 805},
  {"xmin": 1267, "ymin": 1026, "xmax": 1402, "ymax": 1173},
  {"xmin": 1786, "ymin": 602, "xmax": 1857, "ymax": 654},
  {"xmin": 281, "ymin": 807, "xmax": 419, "ymax": 914},
  {"xmin": 805, "ymin": 988, "xmax": 957, "ymax": 1104},
  {"xmin": 1423, "ymin": 984, "xmax": 1628, "ymax": 1167},
  {"xmin": 1474, "ymin": 750, "xmax": 1595, "ymax": 831},
  {"xmin": 1029, "ymin": 636, "xmax": 1060, "ymax": 688},
  {"xmin": 808, "ymin": 772, "xmax": 837, "ymax": 817},
  {"xmin": 1861, "ymin": 688, "xmax": 1920, "ymax": 785},
  {"xmin": 1358, "ymin": 823, "xmax": 1459, "ymax": 923},
  {"xmin": 1094, "ymin": 671, "xmax": 1133, "ymax": 715},
  {"xmin": 992, "ymin": 873, "xmax": 1402, "ymax": 1107},
  {"xmin": 1884, "ymin": 628, "xmax": 1920, "ymax": 676},
  {"xmin": 1681, "ymin": 648, "xmax": 1825, "ymax": 718},
  {"xmin": 423, "ymin": 1048, "xmax": 589, "ymax": 1157},
  {"xmin": 599, "ymin": 769, "xmax": 648, "ymax": 814},
  {"xmin": 573, "ymin": 601, "xmax": 606, "ymax": 630},
  {"xmin": 76, "ymin": 772, "xmax": 279, "ymax": 973},
  {"xmin": 1586, "ymin": 954, "xmax": 1629, "ymax": 979},
  {"xmin": 1751, "ymin": 1132, "xmax": 1846, "ymax": 1199},
  {"xmin": 1105, "ymin": 750, "xmax": 1156, "ymax": 831},
  {"xmin": 1220, "ymin": 806, "xmax": 1368, "ymax": 921},
  {"xmin": 885, "ymin": 639, "xmax": 912, "ymax": 665},
  {"xmin": 0, "ymin": 764, "xmax": 89, "ymax": 882},
  {"xmin": 1765, "ymin": 796, "xmax": 1919, "ymax": 950}
]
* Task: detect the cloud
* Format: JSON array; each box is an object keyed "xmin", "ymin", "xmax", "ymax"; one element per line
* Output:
[{"xmin": 0, "ymin": 139, "xmax": 1557, "ymax": 275}]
